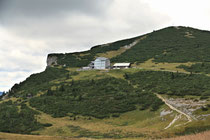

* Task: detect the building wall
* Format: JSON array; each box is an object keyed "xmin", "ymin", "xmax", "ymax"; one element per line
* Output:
[
  {"xmin": 106, "ymin": 60, "xmax": 110, "ymax": 69},
  {"xmin": 94, "ymin": 59, "xmax": 110, "ymax": 69}
]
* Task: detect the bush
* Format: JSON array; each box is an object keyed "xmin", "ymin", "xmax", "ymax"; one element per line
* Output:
[
  {"xmin": 29, "ymin": 78, "xmax": 163, "ymax": 118},
  {"xmin": 201, "ymin": 106, "xmax": 208, "ymax": 111},
  {"xmin": 178, "ymin": 63, "xmax": 210, "ymax": 74},
  {"xmin": 0, "ymin": 101, "xmax": 45, "ymax": 134},
  {"xmin": 8, "ymin": 67, "xmax": 74, "ymax": 97},
  {"xmin": 200, "ymin": 96, "xmax": 209, "ymax": 100},
  {"xmin": 112, "ymin": 113, "xmax": 120, "ymax": 118},
  {"xmin": 126, "ymin": 71, "xmax": 210, "ymax": 96}
]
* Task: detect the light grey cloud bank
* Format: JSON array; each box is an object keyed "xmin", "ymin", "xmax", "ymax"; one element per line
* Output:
[{"xmin": 1, "ymin": 0, "xmax": 209, "ymax": 91}]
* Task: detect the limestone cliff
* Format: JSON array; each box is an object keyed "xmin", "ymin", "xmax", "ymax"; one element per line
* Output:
[{"xmin": 47, "ymin": 55, "xmax": 58, "ymax": 66}]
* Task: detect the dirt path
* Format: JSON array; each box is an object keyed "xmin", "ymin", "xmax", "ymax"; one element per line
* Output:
[
  {"xmin": 164, "ymin": 114, "xmax": 182, "ymax": 129},
  {"xmin": 156, "ymin": 94, "xmax": 193, "ymax": 129}
]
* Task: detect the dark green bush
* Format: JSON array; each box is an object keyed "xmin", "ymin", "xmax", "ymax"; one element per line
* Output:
[
  {"xmin": 0, "ymin": 101, "xmax": 46, "ymax": 134},
  {"xmin": 29, "ymin": 78, "xmax": 163, "ymax": 118},
  {"xmin": 8, "ymin": 67, "xmax": 74, "ymax": 97},
  {"xmin": 201, "ymin": 106, "xmax": 208, "ymax": 111},
  {"xmin": 126, "ymin": 71, "xmax": 210, "ymax": 96},
  {"xmin": 178, "ymin": 63, "xmax": 210, "ymax": 74}
]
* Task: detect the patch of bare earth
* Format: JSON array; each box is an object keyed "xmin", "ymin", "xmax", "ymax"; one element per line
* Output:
[
  {"xmin": 185, "ymin": 32, "xmax": 195, "ymax": 38},
  {"xmin": 166, "ymin": 97, "xmax": 206, "ymax": 120},
  {"xmin": 156, "ymin": 94, "xmax": 210, "ymax": 131},
  {"xmin": 97, "ymin": 36, "xmax": 147, "ymax": 59},
  {"xmin": 174, "ymin": 26, "xmax": 180, "ymax": 30},
  {"xmin": 0, "ymin": 132, "xmax": 83, "ymax": 140}
]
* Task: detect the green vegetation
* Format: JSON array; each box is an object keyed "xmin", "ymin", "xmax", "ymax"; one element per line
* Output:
[
  {"xmin": 49, "ymin": 26, "xmax": 210, "ymax": 68},
  {"xmin": 48, "ymin": 36, "xmax": 139, "ymax": 67},
  {"xmin": 4, "ymin": 26, "xmax": 210, "ymax": 138},
  {"xmin": 178, "ymin": 62, "xmax": 210, "ymax": 74},
  {"xmin": 126, "ymin": 71, "xmax": 210, "ymax": 96},
  {"xmin": 29, "ymin": 78, "xmax": 163, "ymax": 118},
  {"xmin": 176, "ymin": 125, "xmax": 210, "ymax": 135},
  {"xmin": 112, "ymin": 27, "xmax": 210, "ymax": 63},
  {"xmin": 8, "ymin": 67, "xmax": 77, "ymax": 98},
  {"xmin": 68, "ymin": 125, "xmax": 144, "ymax": 139},
  {"xmin": 0, "ymin": 101, "xmax": 50, "ymax": 134}
]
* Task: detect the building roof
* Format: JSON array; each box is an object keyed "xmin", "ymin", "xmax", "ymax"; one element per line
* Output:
[
  {"xmin": 95, "ymin": 57, "xmax": 109, "ymax": 61},
  {"xmin": 113, "ymin": 63, "xmax": 131, "ymax": 67}
]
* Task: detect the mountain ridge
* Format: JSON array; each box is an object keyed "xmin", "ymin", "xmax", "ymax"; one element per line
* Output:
[
  {"xmin": 47, "ymin": 26, "xmax": 210, "ymax": 68},
  {"xmin": 1, "ymin": 26, "xmax": 210, "ymax": 139}
]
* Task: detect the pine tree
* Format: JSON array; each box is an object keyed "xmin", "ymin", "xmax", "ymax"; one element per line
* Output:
[
  {"xmin": 59, "ymin": 85, "xmax": 65, "ymax": 92},
  {"xmin": 171, "ymin": 72, "xmax": 174, "ymax": 79},
  {"xmin": 124, "ymin": 73, "xmax": 129, "ymax": 79},
  {"xmin": 47, "ymin": 89, "xmax": 53, "ymax": 96}
]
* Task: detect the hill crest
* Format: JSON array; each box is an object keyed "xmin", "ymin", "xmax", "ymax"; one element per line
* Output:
[
  {"xmin": 2, "ymin": 26, "xmax": 210, "ymax": 139},
  {"xmin": 47, "ymin": 26, "xmax": 210, "ymax": 68}
]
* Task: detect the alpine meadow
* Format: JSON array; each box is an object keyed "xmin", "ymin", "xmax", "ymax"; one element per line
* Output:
[{"xmin": 2, "ymin": 26, "xmax": 210, "ymax": 140}]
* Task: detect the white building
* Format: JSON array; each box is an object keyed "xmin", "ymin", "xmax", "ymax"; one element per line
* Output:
[
  {"xmin": 113, "ymin": 63, "xmax": 131, "ymax": 69},
  {"xmin": 94, "ymin": 57, "xmax": 110, "ymax": 69}
]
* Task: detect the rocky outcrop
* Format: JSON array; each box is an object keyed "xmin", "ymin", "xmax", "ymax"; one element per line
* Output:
[{"xmin": 47, "ymin": 55, "xmax": 58, "ymax": 66}]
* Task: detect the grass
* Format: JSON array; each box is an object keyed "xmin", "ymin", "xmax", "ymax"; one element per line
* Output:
[
  {"xmin": 96, "ymin": 47, "xmax": 129, "ymax": 59},
  {"xmin": 2, "ymin": 130, "xmax": 210, "ymax": 140},
  {"xmin": 28, "ymin": 66, "xmax": 210, "ymax": 137},
  {"xmin": 193, "ymin": 106, "xmax": 210, "ymax": 116},
  {"xmin": 30, "ymin": 101, "xmax": 180, "ymax": 139},
  {"xmin": 136, "ymin": 58, "xmax": 195, "ymax": 73},
  {"xmin": 23, "ymin": 100, "xmax": 176, "ymax": 139},
  {"xmin": 4, "ymin": 26, "xmax": 210, "ymax": 139},
  {"xmin": 3, "ymin": 61, "xmax": 210, "ymax": 139},
  {"xmin": 0, "ymin": 97, "xmax": 19, "ymax": 104},
  {"xmin": 96, "ymin": 36, "xmax": 147, "ymax": 59},
  {"xmin": 70, "ymin": 68, "xmax": 143, "ymax": 81},
  {"xmin": 163, "ymin": 130, "xmax": 210, "ymax": 140}
]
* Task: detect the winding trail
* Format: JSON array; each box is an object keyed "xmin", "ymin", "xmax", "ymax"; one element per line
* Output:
[
  {"xmin": 164, "ymin": 114, "xmax": 182, "ymax": 129},
  {"xmin": 156, "ymin": 94, "xmax": 193, "ymax": 129}
]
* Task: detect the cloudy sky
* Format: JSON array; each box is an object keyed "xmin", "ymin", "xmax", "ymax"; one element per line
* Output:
[{"xmin": 0, "ymin": 0, "xmax": 210, "ymax": 91}]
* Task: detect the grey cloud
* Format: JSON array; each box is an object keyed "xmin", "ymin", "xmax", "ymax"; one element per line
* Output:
[
  {"xmin": 0, "ymin": 0, "xmax": 112, "ymax": 19},
  {"xmin": 0, "ymin": 0, "xmax": 113, "ymax": 40},
  {"xmin": 0, "ymin": 0, "xmax": 172, "ymax": 91},
  {"xmin": 0, "ymin": 69, "xmax": 31, "ymax": 72}
]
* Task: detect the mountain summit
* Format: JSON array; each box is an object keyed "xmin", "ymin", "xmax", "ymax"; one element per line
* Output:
[
  {"xmin": 1, "ymin": 26, "xmax": 210, "ymax": 139},
  {"xmin": 47, "ymin": 26, "xmax": 210, "ymax": 68}
]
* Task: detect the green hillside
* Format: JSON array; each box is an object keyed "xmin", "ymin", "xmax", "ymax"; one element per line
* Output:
[
  {"xmin": 48, "ymin": 36, "xmax": 140, "ymax": 67},
  {"xmin": 48, "ymin": 26, "xmax": 210, "ymax": 68},
  {"xmin": 2, "ymin": 26, "xmax": 210, "ymax": 139}
]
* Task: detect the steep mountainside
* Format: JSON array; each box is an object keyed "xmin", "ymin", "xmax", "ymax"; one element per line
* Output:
[
  {"xmin": 2, "ymin": 26, "xmax": 210, "ymax": 139},
  {"xmin": 47, "ymin": 26, "xmax": 210, "ymax": 67}
]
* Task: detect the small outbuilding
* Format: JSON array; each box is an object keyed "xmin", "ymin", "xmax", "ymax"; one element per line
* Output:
[
  {"xmin": 88, "ymin": 61, "xmax": 95, "ymax": 69},
  {"xmin": 94, "ymin": 57, "xmax": 110, "ymax": 69},
  {"xmin": 113, "ymin": 63, "xmax": 131, "ymax": 69}
]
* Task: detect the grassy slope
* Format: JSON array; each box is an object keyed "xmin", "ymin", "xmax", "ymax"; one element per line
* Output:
[
  {"xmin": 48, "ymin": 26, "xmax": 210, "ymax": 68},
  {"xmin": 32, "ymin": 107, "xmax": 171, "ymax": 138},
  {"xmin": 112, "ymin": 26, "xmax": 210, "ymax": 64},
  {"xmin": 2, "ymin": 130, "xmax": 210, "ymax": 140},
  {"xmin": 0, "ymin": 132, "xmax": 82, "ymax": 140},
  {"xmin": 48, "ymin": 35, "xmax": 142, "ymax": 67},
  {"xmin": 3, "ymin": 68, "xmax": 210, "ymax": 138},
  {"xmin": 163, "ymin": 130, "xmax": 210, "ymax": 140},
  {"xmin": 2, "ymin": 26, "xmax": 210, "ymax": 139},
  {"xmin": 178, "ymin": 62, "xmax": 210, "ymax": 74}
]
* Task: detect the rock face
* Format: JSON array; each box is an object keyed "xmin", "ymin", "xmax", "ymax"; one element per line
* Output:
[{"xmin": 47, "ymin": 55, "xmax": 58, "ymax": 66}]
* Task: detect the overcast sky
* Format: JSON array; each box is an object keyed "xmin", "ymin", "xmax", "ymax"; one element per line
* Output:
[{"xmin": 1, "ymin": 0, "xmax": 210, "ymax": 91}]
